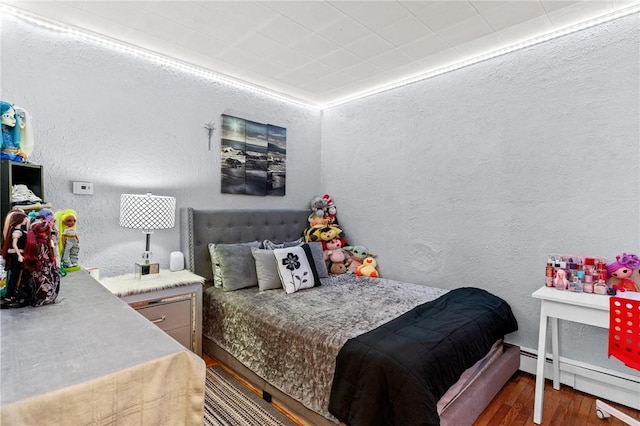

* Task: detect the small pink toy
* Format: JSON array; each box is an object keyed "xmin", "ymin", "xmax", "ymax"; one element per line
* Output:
[
  {"xmin": 553, "ymin": 269, "xmax": 568, "ymax": 290},
  {"xmin": 607, "ymin": 253, "xmax": 640, "ymax": 292}
]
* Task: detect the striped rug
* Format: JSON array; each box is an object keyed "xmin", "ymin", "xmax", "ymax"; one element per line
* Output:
[{"xmin": 204, "ymin": 366, "xmax": 297, "ymax": 426}]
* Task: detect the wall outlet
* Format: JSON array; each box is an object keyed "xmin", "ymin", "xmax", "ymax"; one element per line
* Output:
[{"xmin": 72, "ymin": 181, "xmax": 93, "ymax": 195}]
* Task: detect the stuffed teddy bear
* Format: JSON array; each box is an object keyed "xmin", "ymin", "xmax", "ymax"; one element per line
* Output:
[
  {"xmin": 308, "ymin": 195, "xmax": 328, "ymax": 227},
  {"xmin": 356, "ymin": 256, "xmax": 379, "ymax": 278},
  {"xmin": 323, "ymin": 237, "xmax": 350, "ymax": 274},
  {"xmin": 344, "ymin": 245, "xmax": 375, "ymax": 274}
]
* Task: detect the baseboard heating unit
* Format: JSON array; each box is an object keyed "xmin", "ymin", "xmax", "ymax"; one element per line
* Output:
[{"xmin": 518, "ymin": 347, "xmax": 640, "ymax": 410}]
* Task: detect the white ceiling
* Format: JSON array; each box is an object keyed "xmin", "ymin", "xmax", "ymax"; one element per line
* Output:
[{"xmin": 5, "ymin": 1, "xmax": 640, "ymax": 108}]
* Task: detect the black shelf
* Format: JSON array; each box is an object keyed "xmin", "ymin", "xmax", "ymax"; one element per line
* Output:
[{"xmin": 1, "ymin": 160, "xmax": 45, "ymax": 228}]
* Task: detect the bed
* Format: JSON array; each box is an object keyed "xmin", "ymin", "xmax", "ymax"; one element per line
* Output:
[{"xmin": 180, "ymin": 208, "xmax": 520, "ymax": 426}]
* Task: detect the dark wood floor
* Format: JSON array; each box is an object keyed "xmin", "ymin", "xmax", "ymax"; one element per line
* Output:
[
  {"xmin": 204, "ymin": 354, "xmax": 639, "ymax": 426},
  {"xmin": 473, "ymin": 371, "xmax": 639, "ymax": 426}
]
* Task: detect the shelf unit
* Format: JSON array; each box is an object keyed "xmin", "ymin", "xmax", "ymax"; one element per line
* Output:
[{"xmin": 1, "ymin": 160, "xmax": 44, "ymax": 226}]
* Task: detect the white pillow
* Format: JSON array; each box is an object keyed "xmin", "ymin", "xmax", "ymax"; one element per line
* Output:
[{"xmin": 273, "ymin": 244, "xmax": 320, "ymax": 294}]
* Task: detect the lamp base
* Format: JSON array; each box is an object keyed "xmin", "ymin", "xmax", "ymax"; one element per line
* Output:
[{"xmin": 135, "ymin": 262, "xmax": 160, "ymax": 279}]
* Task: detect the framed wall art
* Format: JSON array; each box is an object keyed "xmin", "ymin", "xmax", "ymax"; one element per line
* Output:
[{"xmin": 220, "ymin": 114, "xmax": 286, "ymax": 196}]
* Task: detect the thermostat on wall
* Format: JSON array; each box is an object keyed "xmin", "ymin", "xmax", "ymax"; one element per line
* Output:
[{"xmin": 73, "ymin": 181, "xmax": 93, "ymax": 195}]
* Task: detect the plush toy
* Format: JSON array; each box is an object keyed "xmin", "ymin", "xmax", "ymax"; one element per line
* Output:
[
  {"xmin": 607, "ymin": 253, "xmax": 640, "ymax": 292},
  {"xmin": 323, "ymin": 237, "xmax": 350, "ymax": 274},
  {"xmin": 344, "ymin": 245, "xmax": 375, "ymax": 274},
  {"xmin": 308, "ymin": 196, "xmax": 328, "ymax": 227},
  {"xmin": 304, "ymin": 223, "xmax": 344, "ymax": 243},
  {"xmin": 328, "ymin": 261, "xmax": 348, "ymax": 275},
  {"xmin": 356, "ymin": 257, "xmax": 379, "ymax": 278},
  {"xmin": 323, "ymin": 193, "xmax": 338, "ymax": 225}
]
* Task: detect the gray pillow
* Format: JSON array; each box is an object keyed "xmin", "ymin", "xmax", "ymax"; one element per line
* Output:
[
  {"xmin": 306, "ymin": 242, "xmax": 328, "ymax": 278},
  {"xmin": 262, "ymin": 238, "xmax": 303, "ymax": 250},
  {"xmin": 209, "ymin": 241, "xmax": 260, "ymax": 288},
  {"xmin": 251, "ymin": 248, "xmax": 282, "ymax": 291},
  {"xmin": 215, "ymin": 243, "xmax": 260, "ymax": 291}
]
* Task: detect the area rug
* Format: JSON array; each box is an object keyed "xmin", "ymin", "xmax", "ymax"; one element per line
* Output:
[{"xmin": 204, "ymin": 366, "xmax": 297, "ymax": 426}]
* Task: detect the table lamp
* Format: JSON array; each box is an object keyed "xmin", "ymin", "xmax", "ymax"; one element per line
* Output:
[{"xmin": 119, "ymin": 192, "xmax": 176, "ymax": 278}]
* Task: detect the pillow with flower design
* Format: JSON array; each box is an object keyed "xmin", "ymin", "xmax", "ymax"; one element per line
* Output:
[{"xmin": 273, "ymin": 244, "xmax": 320, "ymax": 294}]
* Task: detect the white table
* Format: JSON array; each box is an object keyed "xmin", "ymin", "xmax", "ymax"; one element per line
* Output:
[{"xmin": 531, "ymin": 286, "xmax": 611, "ymax": 424}]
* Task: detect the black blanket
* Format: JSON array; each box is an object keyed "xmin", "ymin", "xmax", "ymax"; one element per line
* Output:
[{"xmin": 328, "ymin": 287, "xmax": 518, "ymax": 426}]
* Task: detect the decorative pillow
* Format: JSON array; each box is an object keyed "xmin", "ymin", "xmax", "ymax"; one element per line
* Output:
[
  {"xmin": 215, "ymin": 242, "xmax": 260, "ymax": 291},
  {"xmin": 273, "ymin": 244, "xmax": 320, "ymax": 294},
  {"xmin": 307, "ymin": 242, "xmax": 329, "ymax": 278},
  {"xmin": 251, "ymin": 248, "xmax": 282, "ymax": 291},
  {"xmin": 209, "ymin": 241, "xmax": 260, "ymax": 288},
  {"xmin": 208, "ymin": 243, "xmax": 223, "ymax": 287},
  {"xmin": 262, "ymin": 237, "xmax": 303, "ymax": 250}
]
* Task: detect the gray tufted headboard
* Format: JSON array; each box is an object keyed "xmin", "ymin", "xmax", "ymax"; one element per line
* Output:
[{"xmin": 179, "ymin": 208, "xmax": 309, "ymax": 282}]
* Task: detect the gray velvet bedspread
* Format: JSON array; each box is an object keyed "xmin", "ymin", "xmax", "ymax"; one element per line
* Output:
[{"xmin": 203, "ymin": 274, "xmax": 447, "ymax": 418}]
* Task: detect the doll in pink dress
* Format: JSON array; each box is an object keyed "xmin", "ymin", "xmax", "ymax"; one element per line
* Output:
[{"xmin": 607, "ymin": 253, "xmax": 640, "ymax": 292}]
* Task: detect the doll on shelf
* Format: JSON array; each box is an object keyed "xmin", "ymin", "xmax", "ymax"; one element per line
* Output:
[
  {"xmin": 0, "ymin": 101, "xmax": 27, "ymax": 162},
  {"xmin": 1, "ymin": 211, "xmax": 29, "ymax": 308},
  {"xmin": 54, "ymin": 209, "xmax": 80, "ymax": 272},
  {"xmin": 606, "ymin": 253, "xmax": 640, "ymax": 292},
  {"xmin": 23, "ymin": 220, "xmax": 60, "ymax": 306}
]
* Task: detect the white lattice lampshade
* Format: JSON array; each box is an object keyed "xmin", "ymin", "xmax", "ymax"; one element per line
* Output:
[
  {"xmin": 119, "ymin": 193, "xmax": 176, "ymax": 231},
  {"xmin": 120, "ymin": 193, "xmax": 176, "ymax": 273}
]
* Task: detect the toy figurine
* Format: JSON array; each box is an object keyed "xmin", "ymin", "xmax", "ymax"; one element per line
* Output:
[
  {"xmin": 553, "ymin": 269, "xmax": 568, "ymax": 290},
  {"xmin": 1, "ymin": 211, "xmax": 29, "ymax": 308},
  {"xmin": 54, "ymin": 209, "xmax": 80, "ymax": 271},
  {"xmin": 606, "ymin": 253, "xmax": 640, "ymax": 292},
  {"xmin": 23, "ymin": 220, "xmax": 60, "ymax": 306},
  {"xmin": 0, "ymin": 101, "xmax": 26, "ymax": 162}
]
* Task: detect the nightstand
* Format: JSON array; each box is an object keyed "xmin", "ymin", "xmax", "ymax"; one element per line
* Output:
[{"xmin": 100, "ymin": 270, "xmax": 205, "ymax": 355}]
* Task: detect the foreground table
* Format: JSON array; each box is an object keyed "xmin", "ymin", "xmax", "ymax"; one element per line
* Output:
[{"xmin": 0, "ymin": 270, "xmax": 205, "ymax": 425}]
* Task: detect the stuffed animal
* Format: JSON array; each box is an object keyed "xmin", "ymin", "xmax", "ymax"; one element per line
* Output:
[
  {"xmin": 344, "ymin": 245, "xmax": 375, "ymax": 274},
  {"xmin": 304, "ymin": 223, "xmax": 344, "ymax": 243},
  {"xmin": 323, "ymin": 237, "xmax": 350, "ymax": 274},
  {"xmin": 323, "ymin": 193, "xmax": 338, "ymax": 225},
  {"xmin": 308, "ymin": 196, "xmax": 328, "ymax": 227},
  {"xmin": 356, "ymin": 257, "xmax": 379, "ymax": 278},
  {"xmin": 328, "ymin": 261, "xmax": 348, "ymax": 275}
]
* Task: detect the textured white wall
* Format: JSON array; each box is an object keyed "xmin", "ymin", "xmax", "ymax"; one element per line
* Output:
[
  {"xmin": 1, "ymin": 17, "xmax": 322, "ymax": 277},
  {"xmin": 2, "ymin": 11, "xmax": 639, "ymax": 374},
  {"xmin": 321, "ymin": 14, "xmax": 639, "ymax": 373}
]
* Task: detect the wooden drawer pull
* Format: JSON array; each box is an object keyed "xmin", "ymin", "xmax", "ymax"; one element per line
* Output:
[{"xmin": 150, "ymin": 315, "xmax": 166, "ymax": 324}]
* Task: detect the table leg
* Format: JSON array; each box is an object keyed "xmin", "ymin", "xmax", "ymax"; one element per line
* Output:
[
  {"xmin": 550, "ymin": 316, "xmax": 560, "ymax": 390},
  {"xmin": 534, "ymin": 302, "xmax": 548, "ymax": 424}
]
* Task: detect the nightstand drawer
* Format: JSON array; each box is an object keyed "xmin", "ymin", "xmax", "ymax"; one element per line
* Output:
[
  {"xmin": 166, "ymin": 325, "xmax": 191, "ymax": 350},
  {"xmin": 135, "ymin": 300, "xmax": 191, "ymax": 331}
]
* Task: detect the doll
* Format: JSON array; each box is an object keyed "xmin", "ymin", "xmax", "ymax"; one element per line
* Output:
[
  {"xmin": 0, "ymin": 101, "xmax": 26, "ymax": 162},
  {"xmin": 606, "ymin": 253, "xmax": 640, "ymax": 292},
  {"xmin": 23, "ymin": 221, "xmax": 60, "ymax": 306},
  {"xmin": 1, "ymin": 211, "xmax": 29, "ymax": 308},
  {"xmin": 553, "ymin": 269, "xmax": 568, "ymax": 290},
  {"xmin": 55, "ymin": 209, "xmax": 80, "ymax": 270}
]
